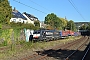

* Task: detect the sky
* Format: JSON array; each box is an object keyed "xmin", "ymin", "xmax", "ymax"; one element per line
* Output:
[{"xmin": 8, "ymin": 0, "xmax": 90, "ymax": 22}]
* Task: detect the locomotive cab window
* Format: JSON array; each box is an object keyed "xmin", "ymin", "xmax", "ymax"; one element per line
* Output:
[{"xmin": 33, "ymin": 31, "xmax": 40, "ymax": 34}]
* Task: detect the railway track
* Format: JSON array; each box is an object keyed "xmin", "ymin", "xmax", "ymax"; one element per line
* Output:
[
  {"xmin": 61, "ymin": 36, "xmax": 86, "ymax": 50},
  {"xmin": 20, "ymin": 36, "xmax": 87, "ymax": 60},
  {"xmin": 81, "ymin": 42, "xmax": 90, "ymax": 60},
  {"xmin": 0, "ymin": 36, "xmax": 89, "ymax": 60},
  {"xmin": 65, "ymin": 36, "xmax": 89, "ymax": 60}
]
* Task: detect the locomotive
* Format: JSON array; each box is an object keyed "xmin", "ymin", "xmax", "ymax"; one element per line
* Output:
[{"xmin": 32, "ymin": 29, "xmax": 60, "ymax": 41}]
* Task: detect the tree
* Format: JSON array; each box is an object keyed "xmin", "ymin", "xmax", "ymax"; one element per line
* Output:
[
  {"xmin": 34, "ymin": 20, "xmax": 40, "ymax": 27},
  {"xmin": 45, "ymin": 13, "xmax": 56, "ymax": 27},
  {"xmin": 59, "ymin": 18, "xmax": 68, "ymax": 30},
  {"xmin": 87, "ymin": 22, "xmax": 90, "ymax": 30},
  {"xmin": 44, "ymin": 13, "xmax": 62, "ymax": 30},
  {"xmin": 0, "ymin": 0, "xmax": 12, "ymax": 24},
  {"xmin": 79, "ymin": 24, "xmax": 87, "ymax": 30},
  {"xmin": 67, "ymin": 20, "xmax": 76, "ymax": 31}
]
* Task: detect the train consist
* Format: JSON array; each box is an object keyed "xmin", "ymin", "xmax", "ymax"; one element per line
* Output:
[{"xmin": 30, "ymin": 29, "xmax": 81, "ymax": 41}]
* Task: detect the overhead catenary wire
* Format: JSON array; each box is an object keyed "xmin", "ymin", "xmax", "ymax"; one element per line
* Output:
[
  {"xmin": 70, "ymin": 0, "xmax": 79, "ymax": 11},
  {"xmin": 68, "ymin": 0, "xmax": 86, "ymax": 21},
  {"xmin": 13, "ymin": 0, "xmax": 47, "ymax": 14},
  {"xmin": 28, "ymin": 0, "xmax": 51, "ymax": 12},
  {"xmin": 70, "ymin": 0, "xmax": 83, "ymax": 17}
]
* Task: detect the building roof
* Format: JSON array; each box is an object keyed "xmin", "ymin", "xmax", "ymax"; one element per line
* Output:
[
  {"xmin": 23, "ymin": 12, "xmax": 38, "ymax": 20},
  {"xmin": 12, "ymin": 10, "xmax": 27, "ymax": 20}
]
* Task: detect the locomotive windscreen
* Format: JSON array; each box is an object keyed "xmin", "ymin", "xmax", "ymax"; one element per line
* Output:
[{"xmin": 33, "ymin": 31, "xmax": 40, "ymax": 34}]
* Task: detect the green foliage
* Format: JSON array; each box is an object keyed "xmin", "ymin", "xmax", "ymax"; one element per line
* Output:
[
  {"xmin": 3, "ymin": 40, "xmax": 7, "ymax": 46},
  {"xmin": 0, "ymin": 29, "xmax": 2, "ymax": 36},
  {"xmin": 0, "ymin": 29, "xmax": 13, "ymax": 45},
  {"xmin": 10, "ymin": 43, "xmax": 15, "ymax": 51},
  {"xmin": 34, "ymin": 20, "xmax": 40, "ymax": 27},
  {"xmin": 79, "ymin": 24, "xmax": 87, "ymax": 30},
  {"xmin": 10, "ymin": 22, "xmax": 23, "ymax": 29},
  {"xmin": 33, "ymin": 20, "xmax": 40, "ymax": 30},
  {"xmin": 67, "ymin": 20, "xmax": 76, "ymax": 31},
  {"xmin": 10, "ymin": 22, "xmax": 36, "ymax": 29},
  {"xmin": 45, "ymin": 13, "xmax": 56, "ymax": 27},
  {"xmin": 0, "ymin": 40, "xmax": 7, "ymax": 47},
  {"xmin": 23, "ymin": 23, "xmax": 35, "ymax": 29},
  {"xmin": 0, "ymin": 23, "xmax": 2, "ymax": 29},
  {"xmin": 44, "ymin": 13, "xmax": 63, "ymax": 30},
  {"xmin": 87, "ymin": 22, "xmax": 90, "ymax": 30},
  {"xmin": 15, "ymin": 40, "xmax": 25, "ymax": 45},
  {"xmin": 59, "ymin": 18, "xmax": 68, "ymax": 30},
  {"xmin": 0, "ymin": 29, "xmax": 24, "ymax": 46},
  {"xmin": 0, "ymin": 0, "xmax": 12, "ymax": 24},
  {"xmin": 13, "ymin": 29, "xmax": 21, "ymax": 41},
  {"xmin": 44, "ymin": 13, "xmax": 79, "ymax": 31}
]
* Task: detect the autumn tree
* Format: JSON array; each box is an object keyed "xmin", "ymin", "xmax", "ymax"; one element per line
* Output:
[{"xmin": 59, "ymin": 18, "xmax": 68, "ymax": 30}]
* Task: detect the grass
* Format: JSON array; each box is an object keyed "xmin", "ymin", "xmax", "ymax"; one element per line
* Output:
[{"xmin": 0, "ymin": 36, "xmax": 81, "ymax": 60}]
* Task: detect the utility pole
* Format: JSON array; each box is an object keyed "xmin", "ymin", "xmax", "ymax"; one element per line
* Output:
[
  {"xmin": 65, "ymin": 16, "xmax": 67, "ymax": 31},
  {"xmin": 71, "ymin": 23, "xmax": 72, "ymax": 31}
]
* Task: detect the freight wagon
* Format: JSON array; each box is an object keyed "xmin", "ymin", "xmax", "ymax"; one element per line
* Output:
[{"xmin": 59, "ymin": 30, "xmax": 68, "ymax": 38}]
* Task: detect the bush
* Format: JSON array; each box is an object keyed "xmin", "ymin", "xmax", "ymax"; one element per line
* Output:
[
  {"xmin": 10, "ymin": 22, "xmax": 38, "ymax": 30},
  {"xmin": 3, "ymin": 40, "xmax": 7, "ymax": 46}
]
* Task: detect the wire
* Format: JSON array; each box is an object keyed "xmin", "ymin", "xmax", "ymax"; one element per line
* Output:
[
  {"xmin": 70, "ymin": 0, "xmax": 81, "ymax": 16},
  {"xmin": 28, "ymin": 0, "xmax": 51, "ymax": 12},
  {"xmin": 70, "ymin": 0, "xmax": 79, "ymax": 10},
  {"xmin": 68, "ymin": 0, "xmax": 86, "ymax": 21},
  {"xmin": 13, "ymin": 0, "xmax": 47, "ymax": 14}
]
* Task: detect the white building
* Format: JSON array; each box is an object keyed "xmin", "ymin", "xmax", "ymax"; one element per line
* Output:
[
  {"xmin": 22, "ymin": 12, "xmax": 38, "ymax": 25},
  {"xmin": 10, "ymin": 9, "xmax": 40, "ymax": 26},
  {"xmin": 10, "ymin": 9, "xmax": 27, "ymax": 24}
]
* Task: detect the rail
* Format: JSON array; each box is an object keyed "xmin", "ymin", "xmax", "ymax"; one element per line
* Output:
[
  {"xmin": 65, "ymin": 37, "xmax": 89, "ymax": 60},
  {"xmin": 81, "ymin": 43, "xmax": 90, "ymax": 60}
]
